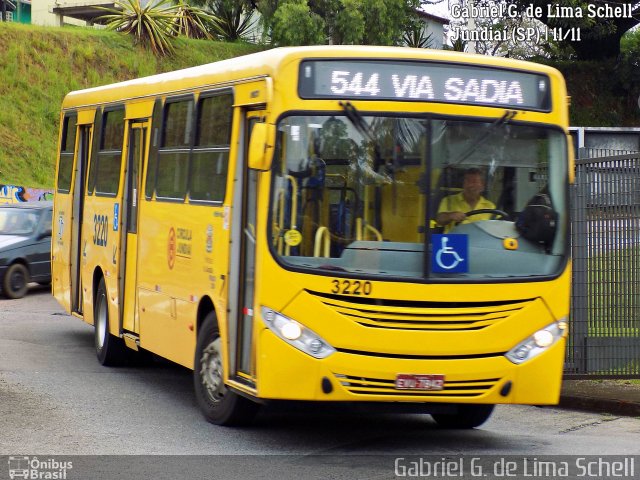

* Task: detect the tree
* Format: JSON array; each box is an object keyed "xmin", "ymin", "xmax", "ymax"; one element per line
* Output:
[
  {"xmin": 442, "ymin": 0, "xmax": 640, "ymax": 60},
  {"xmin": 189, "ymin": 0, "xmax": 258, "ymax": 42},
  {"xmin": 359, "ymin": 0, "xmax": 412, "ymax": 45},
  {"xmin": 403, "ymin": 17, "xmax": 434, "ymax": 48},
  {"xmin": 100, "ymin": 0, "xmax": 179, "ymax": 56},
  {"xmin": 270, "ymin": 0, "xmax": 325, "ymax": 46},
  {"xmin": 621, "ymin": 27, "xmax": 640, "ymax": 58},
  {"xmin": 173, "ymin": 0, "xmax": 217, "ymax": 40},
  {"xmin": 446, "ymin": 3, "xmax": 558, "ymax": 59},
  {"xmin": 254, "ymin": 0, "xmax": 278, "ymax": 43},
  {"xmin": 99, "ymin": 0, "xmax": 216, "ymax": 56},
  {"xmin": 509, "ymin": 0, "xmax": 640, "ymax": 60},
  {"xmin": 261, "ymin": 0, "xmax": 424, "ymax": 46},
  {"xmin": 334, "ymin": 0, "xmax": 365, "ymax": 44}
]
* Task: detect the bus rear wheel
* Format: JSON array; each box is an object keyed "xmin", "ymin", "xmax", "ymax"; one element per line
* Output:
[
  {"xmin": 431, "ymin": 404, "xmax": 495, "ymax": 429},
  {"xmin": 94, "ymin": 278, "xmax": 127, "ymax": 366},
  {"xmin": 194, "ymin": 313, "xmax": 260, "ymax": 426}
]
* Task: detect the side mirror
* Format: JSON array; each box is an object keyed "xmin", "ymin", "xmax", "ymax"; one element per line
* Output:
[
  {"xmin": 38, "ymin": 229, "xmax": 52, "ymax": 240},
  {"xmin": 248, "ymin": 123, "xmax": 274, "ymax": 171}
]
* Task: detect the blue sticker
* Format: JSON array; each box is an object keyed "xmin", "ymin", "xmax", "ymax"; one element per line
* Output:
[
  {"xmin": 113, "ymin": 203, "xmax": 119, "ymax": 231},
  {"xmin": 432, "ymin": 234, "xmax": 468, "ymax": 273}
]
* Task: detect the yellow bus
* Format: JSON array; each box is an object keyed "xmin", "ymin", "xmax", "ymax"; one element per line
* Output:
[{"xmin": 52, "ymin": 46, "xmax": 571, "ymax": 428}]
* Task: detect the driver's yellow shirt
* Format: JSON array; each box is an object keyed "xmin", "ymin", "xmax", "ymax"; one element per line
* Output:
[{"xmin": 437, "ymin": 193, "xmax": 496, "ymax": 232}]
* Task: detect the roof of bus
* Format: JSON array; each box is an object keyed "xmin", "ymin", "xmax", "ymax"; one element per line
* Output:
[{"xmin": 62, "ymin": 45, "xmax": 564, "ymax": 109}]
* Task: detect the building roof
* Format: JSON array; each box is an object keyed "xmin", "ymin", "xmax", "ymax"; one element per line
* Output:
[
  {"xmin": 49, "ymin": 0, "xmax": 154, "ymax": 23},
  {"xmin": 415, "ymin": 9, "xmax": 450, "ymax": 25}
]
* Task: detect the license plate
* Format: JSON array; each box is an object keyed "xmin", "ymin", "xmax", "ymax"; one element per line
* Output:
[{"xmin": 395, "ymin": 374, "xmax": 445, "ymax": 391}]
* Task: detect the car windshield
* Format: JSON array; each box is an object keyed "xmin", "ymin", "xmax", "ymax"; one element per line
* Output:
[
  {"xmin": 269, "ymin": 113, "xmax": 568, "ymax": 281},
  {"xmin": 0, "ymin": 208, "xmax": 40, "ymax": 236}
]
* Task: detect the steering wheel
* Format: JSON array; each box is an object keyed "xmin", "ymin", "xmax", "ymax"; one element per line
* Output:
[{"xmin": 465, "ymin": 209, "xmax": 510, "ymax": 220}]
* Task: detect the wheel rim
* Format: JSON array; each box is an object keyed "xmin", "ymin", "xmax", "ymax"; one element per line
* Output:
[
  {"xmin": 10, "ymin": 269, "xmax": 26, "ymax": 293},
  {"xmin": 200, "ymin": 337, "xmax": 226, "ymax": 404},
  {"xmin": 95, "ymin": 293, "xmax": 107, "ymax": 350}
]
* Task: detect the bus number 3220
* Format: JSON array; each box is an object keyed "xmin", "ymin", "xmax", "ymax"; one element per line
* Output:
[
  {"xmin": 93, "ymin": 214, "xmax": 109, "ymax": 247},
  {"xmin": 331, "ymin": 279, "xmax": 372, "ymax": 296}
]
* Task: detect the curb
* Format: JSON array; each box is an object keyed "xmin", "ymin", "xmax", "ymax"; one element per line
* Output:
[{"xmin": 559, "ymin": 395, "xmax": 640, "ymax": 417}]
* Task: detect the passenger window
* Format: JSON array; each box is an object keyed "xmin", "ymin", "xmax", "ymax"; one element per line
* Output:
[
  {"xmin": 94, "ymin": 108, "xmax": 125, "ymax": 196},
  {"xmin": 163, "ymin": 100, "xmax": 194, "ymax": 148},
  {"xmin": 156, "ymin": 98, "xmax": 194, "ymax": 200},
  {"xmin": 197, "ymin": 94, "xmax": 232, "ymax": 146},
  {"xmin": 189, "ymin": 93, "xmax": 233, "ymax": 202}
]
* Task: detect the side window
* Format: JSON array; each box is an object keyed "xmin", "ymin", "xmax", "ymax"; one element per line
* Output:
[
  {"xmin": 189, "ymin": 92, "xmax": 233, "ymax": 202},
  {"xmin": 87, "ymin": 107, "xmax": 103, "ymax": 196},
  {"xmin": 156, "ymin": 98, "xmax": 194, "ymax": 200},
  {"xmin": 94, "ymin": 108, "xmax": 125, "ymax": 196},
  {"xmin": 56, "ymin": 114, "xmax": 77, "ymax": 193},
  {"xmin": 145, "ymin": 99, "xmax": 163, "ymax": 200}
]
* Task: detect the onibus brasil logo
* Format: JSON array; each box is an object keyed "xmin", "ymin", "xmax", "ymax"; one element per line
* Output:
[{"xmin": 8, "ymin": 456, "xmax": 73, "ymax": 480}]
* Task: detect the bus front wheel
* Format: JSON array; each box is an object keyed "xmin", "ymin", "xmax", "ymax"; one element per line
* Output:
[
  {"xmin": 94, "ymin": 278, "xmax": 127, "ymax": 366},
  {"xmin": 194, "ymin": 313, "xmax": 260, "ymax": 426},
  {"xmin": 431, "ymin": 404, "xmax": 494, "ymax": 429}
]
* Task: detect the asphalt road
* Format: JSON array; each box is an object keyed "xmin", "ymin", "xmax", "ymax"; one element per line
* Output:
[{"xmin": 1, "ymin": 288, "xmax": 639, "ymax": 478}]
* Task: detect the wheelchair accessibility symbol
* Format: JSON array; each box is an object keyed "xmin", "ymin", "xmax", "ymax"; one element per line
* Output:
[{"xmin": 432, "ymin": 234, "xmax": 468, "ymax": 273}]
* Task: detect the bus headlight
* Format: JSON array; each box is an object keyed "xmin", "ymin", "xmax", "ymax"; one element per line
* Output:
[
  {"xmin": 261, "ymin": 307, "xmax": 336, "ymax": 359},
  {"xmin": 505, "ymin": 319, "xmax": 567, "ymax": 365}
]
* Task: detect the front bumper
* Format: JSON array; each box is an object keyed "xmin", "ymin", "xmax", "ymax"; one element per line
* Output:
[{"xmin": 256, "ymin": 328, "xmax": 566, "ymax": 405}]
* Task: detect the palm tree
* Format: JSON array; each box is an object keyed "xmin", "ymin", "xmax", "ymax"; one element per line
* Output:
[
  {"xmin": 99, "ymin": 0, "xmax": 179, "ymax": 56},
  {"xmin": 173, "ymin": 0, "xmax": 217, "ymax": 40},
  {"xmin": 190, "ymin": 0, "xmax": 257, "ymax": 42},
  {"xmin": 403, "ymin": 22, "xmax": 434, "ymax": 49},
  {"xmin": 99, "ymin": 0, "xmax": 218, "ymax": 55}
]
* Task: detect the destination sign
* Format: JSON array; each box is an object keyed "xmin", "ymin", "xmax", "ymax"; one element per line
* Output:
[{"xmin": 298, "ymin": 60, "xmax": 551, "ymax": 111}]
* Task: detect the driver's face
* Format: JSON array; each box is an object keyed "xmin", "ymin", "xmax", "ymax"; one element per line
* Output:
[{"xmin": 463, "ymin": 173, "xmax": 485, "ymax": 198}]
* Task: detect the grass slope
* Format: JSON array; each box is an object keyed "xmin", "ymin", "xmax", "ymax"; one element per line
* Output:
[{"xmin": 0, "ymin": 22, "xmax": 261, "ymax": 188}]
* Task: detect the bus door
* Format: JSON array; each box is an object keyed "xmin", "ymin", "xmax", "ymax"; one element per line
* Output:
[
  {"xmin": 119, "ymin": 120, "xmax": 148, "ymax": 333},
  {"xmin": 228, "ymin": 110, "xmax": 264, "ymax": 385},
  {"xmin": 70, "ymin": 122, "xmax": 92, "ymax": 314}
]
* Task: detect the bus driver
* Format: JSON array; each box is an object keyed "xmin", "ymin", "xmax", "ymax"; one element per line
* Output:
[{"xmin": 436, "ymin": 168, "xmax": 496, "ymax": 232}]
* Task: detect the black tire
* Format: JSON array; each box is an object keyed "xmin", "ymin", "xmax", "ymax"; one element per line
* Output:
[
  {"xmin": 94, "ymin": 277, "xmax": 127, "ymax": 366},
  {"xmin": 194, "ymin": 312, "xmax": 260, "ymax": 426},
  {"xmin": 3, "ymin": 263, "xmax": 30, "ymax": 299},
  {"xmin": 431, "ymin": 404, "xmax": 495, "ymax": 429}
]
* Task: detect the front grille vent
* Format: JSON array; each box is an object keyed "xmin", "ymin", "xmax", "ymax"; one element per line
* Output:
[{"xmin": 307, "ymin": 290, "xmax": 534, "ymax": 331}]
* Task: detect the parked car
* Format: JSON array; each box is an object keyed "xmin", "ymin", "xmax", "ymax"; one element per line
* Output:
[{"xmin": 0, "ymin": 202, "xmax": 53, "ymax": 299}]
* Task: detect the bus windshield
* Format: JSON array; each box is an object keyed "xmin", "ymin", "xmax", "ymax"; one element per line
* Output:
[{"xmin": 269, "ymin": 113, "xmax": 568, "ymax": 281}]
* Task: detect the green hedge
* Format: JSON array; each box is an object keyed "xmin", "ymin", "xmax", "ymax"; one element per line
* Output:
[{"xmin": 546, "ymin": 58, "xmax": 640, "ymax": 127}]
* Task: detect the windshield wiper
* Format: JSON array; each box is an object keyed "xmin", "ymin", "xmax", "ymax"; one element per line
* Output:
[{"xmin": 449, "ymin": 110, "xmax": 516, "ymax": 167}]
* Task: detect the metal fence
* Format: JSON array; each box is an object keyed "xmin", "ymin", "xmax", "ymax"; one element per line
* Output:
[{"xmin": 567, "ymin": 150, "xmax": 640, "ymax": 378}]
